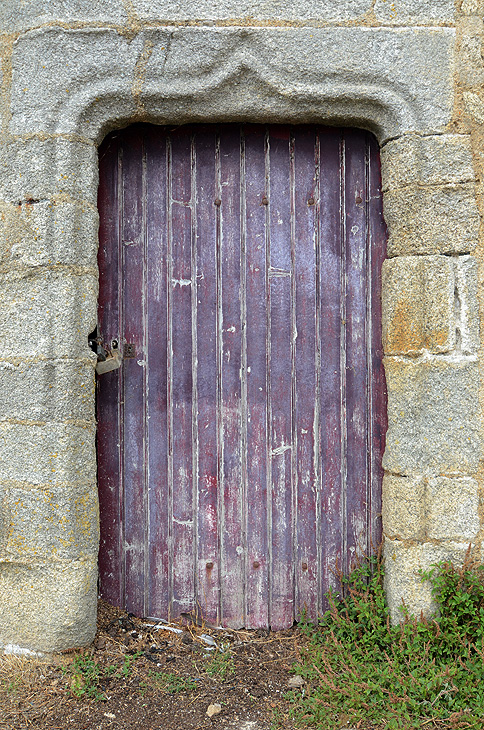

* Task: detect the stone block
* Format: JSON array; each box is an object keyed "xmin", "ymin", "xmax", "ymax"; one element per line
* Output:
[
  {"xmin": 0, "ymin": 558, "xmax": 97, "ymax": 652},
  {"xmin": 381, "ymin": 134, "xmax": 475, "ymax": 191},
  {"xmin": 0, "ymin": 0, "xmax": 127, "ymax": 33},
  {"xmin": 0, "ymin": 360, "xmax": 95, "ymax": 423},
  {"xmin": 10, "ymin": 27, "xmax": 454, "ymax": 143},
  {"xmin": 0, "ymin": 200, "xmax": 98, "ymax": 271},
  {"xmin": 454, "ymin": 256, "xmax": 479, "ymax": 354},
  {"xmin": 0, "ymin": 269, "xmax": 97, "ymax": 360},
  {"xmin": 456, "ymin": 18, "xmax": 484, "ymax": 87},
  {"xmin": 384, "ymin": 183, "xmax": 479, "ymax": 256},
  {"xmin": 0, "ymin": 422, "xmax": 96, "ymax": 487},
  {"xmin": 461, "ymin": 0, "xmax": 484, "ymax": 13},
  {"xmin": 382, "ymin": 255, "xmax": 455, "ymax": 356},
  {"xmin": 0, "ymin": 139, "xmax": 98, "ymax": 204},
  {"xmin": 382, "ymin": 474, "xmax": 425, "ymax": 540},
  {"xmin": 383, "ymin": 357, "xmax": 480, "ymax": 475},
  {"xmin": 134, "ymin": 0, "xmax": 372, "ymax": 21},
  {"xmin": 374, "ymin": 0, "xmax": 455, "ymax": 23},
  {"xmin": 0, "ymin": 483, "xmax": 99, "ymax": 562},
  {"xmin": 464, "ymin": 92, "xmax": 484, "ymax": 125},
  {"xmin": 427, "ymin": 477, "xmax": 480, "ymax": 541},
  {"xmin": 384, "ymin": 540, "xmax": 470, "ymax": 624}
]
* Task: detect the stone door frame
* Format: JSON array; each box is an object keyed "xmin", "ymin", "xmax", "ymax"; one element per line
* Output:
[{"xmin": 0, "ymin": 24, "xmax": 480, "ymax": 651}]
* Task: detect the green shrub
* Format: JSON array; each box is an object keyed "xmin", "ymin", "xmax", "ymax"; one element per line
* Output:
[{"xmin": 290, "ymin": 549, "xmax": 484, "ymax": 729}]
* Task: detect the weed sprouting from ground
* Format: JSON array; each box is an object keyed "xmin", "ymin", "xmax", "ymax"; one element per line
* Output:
[{"xmin": 289, "ymin": 549, "xmax": 484, "ymax": 729}]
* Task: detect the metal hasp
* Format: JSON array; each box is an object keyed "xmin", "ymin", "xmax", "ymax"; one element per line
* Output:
[{"xmin": 96, "ymin": 124, "xmax": 387, "ymax": 629}]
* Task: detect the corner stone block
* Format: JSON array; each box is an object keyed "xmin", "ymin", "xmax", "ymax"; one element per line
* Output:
[
  {"xmin": 384, "ymin": 540, "xmax": 470, "ymax": 624},
  {"xmin": 10, "ymin": 29, "xmax": 151, "ymax": 138},
  {"xmin": 383, "ymin": 183, "xmax": 479, "ymax": 256},
  {"xmin": 374, "ymin": 0, "xmax": 455, "ymax": 23},
  {"xmin": 0, "ymin": 269, "xmax": 97, "ymax": 360},
  {"xmin": 0, "ymin": 139, "xmax": 98, "ymax": 205},
  {"xmin": 0, "ymin": 558, "xmax": 97, "ymax": 652},
  {"xmin": 383, "ymin": 357, "xmax": 479, "ymax": 475},
  {"xmin": 381, "ymin": 134, "xmax": 475, "ymax": 191},
  {"xmin": 0, "ymin": 483, "xmax": 99, "ymax": 562},
  {"xmin": 0, "ymin": 422, "xmax": 96, "ymax": 487},
  {"xmin": 382, "ymin": 474, "xmax": 425, "ymax": 540},
  {"xmin": 382, "ymin": 255, "xmax": 454, "ymax": 356},
  {"xmin": 0, "ymin": 200, "xmax": 99, "ymax": 271},
  {"xmin": 0, "ymin": 360, "xmax": 95, "ymax": 424},
  {"xmin": 427, "ymin": 477, "xmax": 480, "ymax": 541}
]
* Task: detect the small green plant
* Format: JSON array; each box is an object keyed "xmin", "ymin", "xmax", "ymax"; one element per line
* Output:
[
  {"xmin": 120, "ymin": 651, "xmax": 143, "ymax": 678},
  {"xmin": 144, "ymin": 670, "xmax": 197, "ymax": 694},
  {"xmin": 67, "ymin": 655, "xmax": 107, "ymax": 700},
  {"xmin": 1, "ymin": 676, "xmax": 22, "ymax": 695},
  {"xmin": 289, "ymin": 549, "xmax": 484, "ymax": 729},
  {"xmin": 205, "ymin": 647, "xmax": 235, "ymax": 681}
]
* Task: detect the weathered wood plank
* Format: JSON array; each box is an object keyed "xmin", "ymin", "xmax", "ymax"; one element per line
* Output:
[
  {"xmin": 244, "ymin": 126, "xmax": 269, "ymax": 628},
  {"xmin": 121, "ymin": 129, "xmax": 147, "ymax": 616},
  {"xmin": 194, "ymin": 129, "xmax": 220, "ymax": 623},
  {"xmin": 170, "ymin": 129, "xmax": 195, "ymax": 616},
  {"xmin": 97, "ymin": 133, "xmax": 123, "ymax": 608},
  {"xmin": 268, "ymin": 126, "xmax": 293, "ymax": 630},
  {"xmin": 293, "ymin": 128, "xmax": 319, "ymax": 620},
  {"xmin": 219, "ymin": 127, "xmax": 245, "ymax": 628},
  {"xmin": 145, "ymin": 127, "xmax": 169, "ymax": 618}
]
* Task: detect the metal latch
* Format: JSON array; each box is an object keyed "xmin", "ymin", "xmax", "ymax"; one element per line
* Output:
[
  {"xmin": 92, "ymin": 335, "xmax": 123, "ymax": 375},
  {"xmin": 96, "ymin": 347, "xmax": 123, "ymax": 374}
]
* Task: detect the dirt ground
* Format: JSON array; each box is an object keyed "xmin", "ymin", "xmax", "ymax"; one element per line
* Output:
[{"xmin": 0, "ymin": 600, "xmax": 303, "ymax": 730}]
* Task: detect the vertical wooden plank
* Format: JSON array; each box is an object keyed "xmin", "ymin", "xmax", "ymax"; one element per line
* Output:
[
  {"xmin": 170, "ymin": 128, "xmax": 195, "ymax": 616},
  {"xmin": 97, "ymin": 133, "xmax": 123, "ymax": 607},
  {"xmin": 219, "ymin": 126, "xmax": 244, "ymax": 627},
  {"xmin": 368, "ymin": 133, "xmax": 387, "ymax": 549},
  {"xmin": 344, "ymin": 129, "xmax": 369, "ymax": 568},
  {"xmin": 293, "ymin": 127, "xmax": 319, "ymax": 621},
  {"xmin": 244, "ymin": 125, "xmax": 269, "ymax": 628},
  {"xmin": 319, "ymin": 128, "xmax": 345, "ymax": 603},
  {"xmin": 145, "ymin": 126, "xmax": 169, "ymax": 618},
  {"xmin": 121, "ymin": 128, "xmax": 147, "ymax": 616},
  {"xmin": 194, "ymin": 128, "xmax": 220, "ymax": 623},
  {"xmin": 267, "ymin": 126, "xmax": 293, "ymax": 630}
]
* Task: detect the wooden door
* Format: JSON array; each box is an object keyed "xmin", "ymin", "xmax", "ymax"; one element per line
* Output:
[{"xmin": 97, "ymin": 124, "xmax": 386, "ymax": 629}]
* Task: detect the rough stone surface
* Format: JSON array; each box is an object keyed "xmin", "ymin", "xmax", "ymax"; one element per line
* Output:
[
  {"xmin": 384, "ymin": 183, "xmax": 480, "ymax": 256},
  {"xmin": 133, "ymin": 0, "xmax": 372, "ymax": 21},
  {"xmin": 427, "ymin": 477, "xmax": 480, "ymax": 541},
  {"xmin": 384, "ymin": 541, "xmax": 470, "ymax": 624},
  {"xmin": 0, "ymin": 270, "xmax": 97, "ymax": 360},
  {"xmin": 381, "ymin": 134, "xmax": 475, "ymax": 191},
  {"xmin": 0, "ymin": 483, "xmax": 99, "ymax": 562},
  {"xmin": 382, "ymin": 474, "xmax": 425, "ymax": 540},
  {"xmin": 0, "ymin": 423, "xmax": 96, "ymax": 487},
  {"xmin": 374, "ymin": 0, "xmax": 455, "ymax": 23},
  {"xmin": 0, "ymin": 360, "xmax": 95, "ymax": 423},
  {"xmin": 0, "ymin": 0, "xmax": 127, "ymax": 32},
  {"xmin": 457, "ymin": 18, "xmax": 484, "ymax": 88},
  {"xmin": 0, "ymin": 558, "xmax": 97, "ymax": 652},
  {"xmin": 382, "ymin": 255, "xmax": 455, "ymax": 356},
  {"xmin": 10, "ymin": 27, "xmax": 455, "ymax": 142},
  {"xmin": 0, "ymin": 200, "xmax": 98, "ymax": 271},
  {"xmin": 455, "ymin": 256, "xmax": 480, "ymax": 354},
  {"xmin": 383, "ymin": 357, "xmax": 480, "ymax": 475},
  {"xmin": 0, "ymin": 139, "xmax": 98, "ymax": 205}
]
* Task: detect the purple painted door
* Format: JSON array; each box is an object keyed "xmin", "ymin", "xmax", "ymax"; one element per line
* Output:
[{"xmin": 97, "ymin": 124, "xmax": 387, "ymax": 628}]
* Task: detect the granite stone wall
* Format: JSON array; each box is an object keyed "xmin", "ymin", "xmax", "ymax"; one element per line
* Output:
[{"xmin": 0, "ymin": 0, "xmax": 481, "ymax": 651}]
